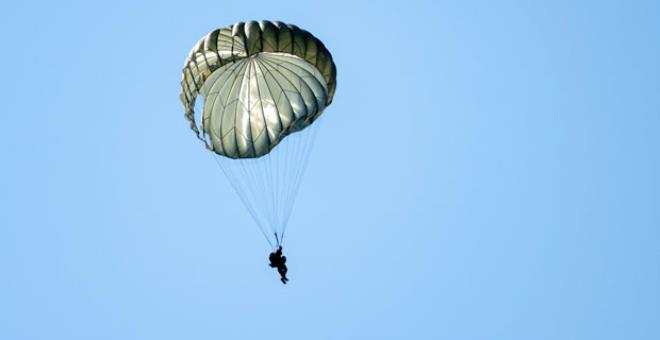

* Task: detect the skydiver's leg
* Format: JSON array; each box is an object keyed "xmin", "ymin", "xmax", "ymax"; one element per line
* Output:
[
  {"xmin": 278, "ymin": 265, "xmax": 288, "ymax": 282},
  {"xmin": 280, "ymin": 268, "xmax": 287, "ymax": 283}
]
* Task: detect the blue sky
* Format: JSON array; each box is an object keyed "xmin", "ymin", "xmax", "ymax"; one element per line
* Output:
[{"xmin": 1, "ymin": 1, "xmax": 659, "ymax": 339}]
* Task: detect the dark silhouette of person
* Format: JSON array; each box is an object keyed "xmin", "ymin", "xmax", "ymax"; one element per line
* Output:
[{"xmin": 269, "ymin": 246, "xmax": 289, "ymax": 284}]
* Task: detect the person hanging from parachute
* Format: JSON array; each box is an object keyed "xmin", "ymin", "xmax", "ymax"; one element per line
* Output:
[
  {"xmin": 180, "ymin": 20, "xmax": 336, "ymax": 284},
  {"xmin": 269, "ymin": 246, "xmax": 288, "ymax": 284}
]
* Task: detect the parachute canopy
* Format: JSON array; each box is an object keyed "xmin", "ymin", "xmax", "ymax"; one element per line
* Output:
[{"xmin": 181, "ymin": 20, "xmax": 337, "ymax": 158}]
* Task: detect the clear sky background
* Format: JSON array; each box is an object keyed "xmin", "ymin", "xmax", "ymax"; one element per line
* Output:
[{"xmin": 1, "ymin": 1, "xmax": 659, "ymax": 339}]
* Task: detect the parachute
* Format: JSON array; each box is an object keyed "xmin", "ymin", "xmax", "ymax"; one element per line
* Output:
[{"xmin": 180, "ymin": 21, "xmax": 337, "ymax": 249}]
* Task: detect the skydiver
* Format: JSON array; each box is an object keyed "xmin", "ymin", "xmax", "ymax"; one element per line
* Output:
[{"xmin": 269, "ymin": 246, "xmax": 289, "ymax": 284}]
